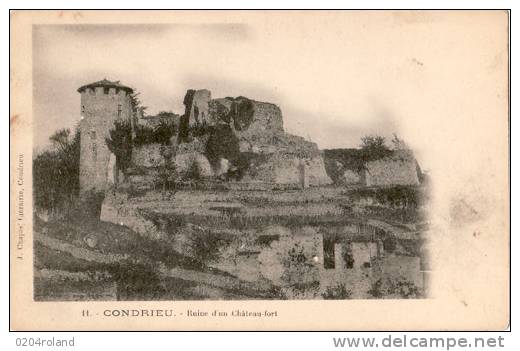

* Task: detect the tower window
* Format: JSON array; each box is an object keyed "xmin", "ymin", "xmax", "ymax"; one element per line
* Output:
[
  {"xmin": 117, "ymin": 104, "xmax": 122, "ymax": 117},
  {"xmin": 91, "ymin": 142, "xmax": 97, "ymax": 161},
  {"xmin": 81, "ymin": 105, "xmax": 85, "ymax": 113},
  {"xmin": 104, "ymin": 87, "xmax": 110, "ymax": 94}
]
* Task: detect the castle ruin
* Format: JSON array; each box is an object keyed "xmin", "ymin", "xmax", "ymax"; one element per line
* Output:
[
  {"xmin": 77, "ymin": 79, "xmax": 134, "ymax": 193},
  {"xmin": 77, "ymin": 79, "xmax": 419, "ymax": 194}
]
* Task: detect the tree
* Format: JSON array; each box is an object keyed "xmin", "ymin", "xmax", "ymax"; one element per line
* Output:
[
  {"xmin": 134, "ymin": 116, "xmax": 177, "ymax": 146},
  {"xmin": 33, "ymin": 128, "xmax": 80, "ymax": 213},
  {"xmin": 205, "ymin": 125, "xmax": 240, "ymax": 169},
  {"xmin": 129, "ymin": 91, "xmax": 147, "ymax": 117},
  {"xmin": 360, "ymin": 135, "xmax": 387, "ymax": 151},
  {"xmin": 49, "ymin": 129, "xmax": 71, "ymax": 152},
  {"xmin": 360, "ymin": 135, "xmax": 392, "ymax": 161},
  {"xmin": 105, "ymin": 120, "xmax": 133, "ymax": 177},
  {"xmin": 154, "ymin": 119, "xmax": 177, "ymax": 145},
  {"xmin": 155, "ymin": 146, "xmax": 177, "ymax": 193},
  {"xmin": 129, "ymin": 90, "xmax": 147, "ymax": 132}
]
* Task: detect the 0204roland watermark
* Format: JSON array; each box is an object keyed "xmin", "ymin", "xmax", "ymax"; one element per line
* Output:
[{"xmin": 14, "ymin": 337, "xmax": 75, "ymax": 348}]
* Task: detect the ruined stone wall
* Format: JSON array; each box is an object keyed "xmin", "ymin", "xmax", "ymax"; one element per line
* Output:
[
  {"xmin": 364, "ymin": 151, "xmax": 420, "ymax": 187},
  {"xmin": 178, "ymin": 89, "xmax": 332, "ymax": 186},
  {"xmin": 79, "ymin": 87, "xmax": 133, "ymax": 193},
  {"xmin": 246, "ymin": 153, "xmax": 332, "ymax": 186},
  {"xmin": 132, "ymin": 142, "xmax": 213, "ymax": 177},
  {"xmin": 184, "ymin": 89, "xmax": 211, "ymax": 127},
  {"xmin": 236, "ymin": 100, "xmax": 284, "ymax": 136}
]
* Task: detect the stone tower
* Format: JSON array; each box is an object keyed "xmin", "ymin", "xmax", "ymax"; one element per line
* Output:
[{"xmin": 77, "ymin": 79, "xmax": 133, "ymax": 193}]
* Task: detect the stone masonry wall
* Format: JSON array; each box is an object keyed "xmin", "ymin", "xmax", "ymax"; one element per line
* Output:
[
  {"xmin": 364, "ymin": 151, "xmax": 420, "ymax": 187},
  {"xmin": 79, "ymin": 87, "xmax": 133, "ymax": 193},
  {"xmin": 184, "ymin": 89, "xmax": 211, "ymax": 127}
]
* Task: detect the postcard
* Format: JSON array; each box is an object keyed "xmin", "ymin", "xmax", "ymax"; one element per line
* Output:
[{"xmin": 10, "ymin": 10, "xmax": 509, "ymax": 330}]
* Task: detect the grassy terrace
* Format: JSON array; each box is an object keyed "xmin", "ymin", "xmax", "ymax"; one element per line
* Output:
[{"xmin": 120, "ymin": 186, "xmax": 425, "ymax": 231}]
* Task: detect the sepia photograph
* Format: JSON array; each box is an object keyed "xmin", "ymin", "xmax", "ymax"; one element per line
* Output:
[{"xmin": 10, "ymin": 10, "xmax": 509, "ymax": 330}]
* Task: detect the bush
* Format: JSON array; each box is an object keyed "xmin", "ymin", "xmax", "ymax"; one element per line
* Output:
[
  {"xmin": 359, "ymin": 135, "xmax": 393, "ymax": 161},
  {"xmin": 322, "ymin": 284, "xmax": 353, "ymax": 299},
  {"xmin": 205, "ymin": 124, "xmax": 240, "ymax": 167},
  {"xmin": 134, "ymin": 118, "xmax": 177, "ymax": 146},
  {"xmin": 347, "ymin": 186, "xmax": 423, "ymax": 209},
  {"xmin": 105, "ymin": 120, "xmax": 133, "ymax": 175},
  {"xmin": 154, "ymin": 146, "xmax": 177, "ymax": 191},
  {"xmin": 186, "ymin": 230, "xmax": 232, "ymax": 264},
  {"xmin": 368, "ymin": 276, "xmax": 422, "ymax": 299},
  {"xmin": 110, "ymin": 261, "xmax": 167, "ymax": 300},
  {"xmin": 133, "ymin": 124, "xmax": 155, "ymax": 146},
  {"xmin": 154, "ymin": 119, "xmax": 177, "ymax": 145},
  {"xmin": 281, "ymin": 243, "xmax": 320, "ymax": 296},
  {"xmin": 230, "ymin": 97, "xmax": 255, "ymax": 131},
  {"xmin": 182, "ymin": 158, "xmax": 202, "ymax": 181}
]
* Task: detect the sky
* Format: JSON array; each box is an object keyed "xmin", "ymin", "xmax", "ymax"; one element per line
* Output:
[{"xmin": 32, "ymin": 11, "xmax": 508, "ymax": 168}]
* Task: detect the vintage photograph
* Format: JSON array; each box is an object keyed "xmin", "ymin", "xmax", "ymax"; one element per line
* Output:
[
  {"xmin": 32, "ymin": 25, "xmax": 430, "ymax": 302},
  {"xmin": 10, "ymin": 10, "xmax": 509, "ymax": 330}
]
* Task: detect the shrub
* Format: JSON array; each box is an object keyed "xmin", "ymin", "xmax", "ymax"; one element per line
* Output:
[
  {"xmin": 182, "ymin": 158, "xmax": 202, "ymax": 181},
  {"xmin": 347, "ymin": 186, "xmax": 423, "ymax": 209},
  {"xmin": 367, "ymin": 278, "xmax": 384, "ymax": 298},
  {"xmin": 186, "ymin": 230, "xmax": 232, "ymax": 264},
  {"xmin": 323, "ymin": 135, "xmax": 394, "ymax": 184},
  {"xmin": 322, "ymin": 284, "xmax": 353, "ymax": 299},
  {"xmin": 281, "ymin": 243, "xmax": 320, "ymax": 296},
  {"xmin": 230, "ymin": 97, "xmax": 255, "ymax": 131},
  {"xmin": 383, "ymin": 236, "xmax": 397, "ymax": 253},
  {"xmin": 359, "ymin": 135, "xmax": 393, "ymax": 161},
  {"xmin": 110, "ymin": 261, "xmax": 167, "ymax": 300},
  {"xmin": 105, "ymin": 120, "xmax": 133, "ymax": 175},
  {"xmin": 205, "ymin": 124, "xmax": 240, "ymax": 167},
  {"xmin": 154, "ymin": 146, "xmax": 177, "ymax": 191},
  {"xmin": 153, "ymin": 119, "xmax": 177, "ymax": 144},
  {"xmin": 189, "ymin": 123, "xmax": 211, "ymax": 138},
  {"xmin": 133, "ymin": 124, "xmax": 155, "ymax": 146},
  {"xmin": 368, "ymin": 276, "xmax": 422, "ymax": 299},
  {"xmin": 134, "ymin": 118, "xmax": 177, "ymax": 146}
]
